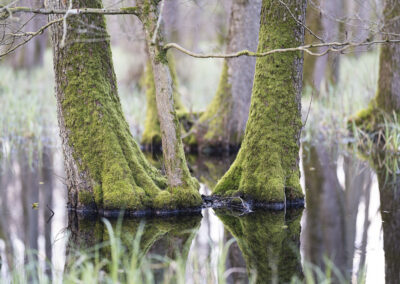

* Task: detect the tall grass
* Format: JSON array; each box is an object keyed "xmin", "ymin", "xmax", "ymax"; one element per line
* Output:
[{"xmin": 0, "ymin": 217, "xmax": 366, "ymax": 284}]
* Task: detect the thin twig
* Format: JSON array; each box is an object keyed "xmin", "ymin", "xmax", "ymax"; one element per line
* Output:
[
  {"xmin": 151, "ymin": 0, "xmax": 164, "ymax": 44},
  {"xmin": 277, "ymin": 0, "xmax": 324, "ymax": 43},
  {"xmin": 303, "ymin": 88, "xmax": 315, "ymax": 128},
  {"xmin": 0, "ymin": 17, "xmax": 63, "ymax": 58}
]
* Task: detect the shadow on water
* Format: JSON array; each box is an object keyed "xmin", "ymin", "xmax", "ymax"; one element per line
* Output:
[{"xmin": 1, "ymin": 141, "xmax": 400, "ymax": 283}]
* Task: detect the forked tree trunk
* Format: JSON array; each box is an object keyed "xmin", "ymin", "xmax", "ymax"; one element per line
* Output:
[
  {"xmin": 138, "ymin": 0, "xmax": 201, "ymax": 205},
  {"xmin": 213, "ymin": 0, "xmax": 306, "ymax": 203},
  {"xmin": 187, "ymin": 0, "xmax": 261, "ymax": 153},
  {"xmin": 47, "ymin": 0, "xmax": 200, "ymax": 211}
]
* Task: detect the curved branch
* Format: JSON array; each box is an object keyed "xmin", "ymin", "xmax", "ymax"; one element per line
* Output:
[{"xmin": 163, "ymin": 39, "xmax": 400, "ymax": 58}]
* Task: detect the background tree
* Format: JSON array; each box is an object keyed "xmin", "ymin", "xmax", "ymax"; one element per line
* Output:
[
  {"xmin": 352, "ymin": 0, "xmax": 400, "ymax": 133},
  {"xmin": 186, "ymin": 0, "xmax": 261, "ymax": 153},
  {"xmin": 213, "ymin": 0, "xmax": 306, "ymax": 204},
  {"xmin": 5, "ymin": 0, "xmax": 47, "ymax": 69}
]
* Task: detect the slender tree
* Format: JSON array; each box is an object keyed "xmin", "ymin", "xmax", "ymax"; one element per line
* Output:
[
  {"xmin": 141, "ymin": 56, "xmax": 187, "ymax": 150},
  {"xmin": 186, "ymin": 0, "xmax": 261, "ymax": 153},
  {"xmin": 352, "ymin": 0, "xmax": 400, "ymax": 132},
  {"xmin": 213, "ymin": 0, "xmax": 306, "ymax": 203},
  {"xmin": 47, "ymin": 0, "xmax": 201, "ymax": 212},
  {"xmin": 138, "ymin": 0, "xmax": 201, "ymax": 205}
]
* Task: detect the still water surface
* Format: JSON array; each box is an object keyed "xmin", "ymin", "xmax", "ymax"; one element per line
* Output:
[{"xmin": 0, "ymin": 141, "xmax": 398, "ymax": 283}]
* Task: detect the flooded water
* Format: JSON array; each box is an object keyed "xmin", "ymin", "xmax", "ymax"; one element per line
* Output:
[{"xmin": 0, "ymin": 140, "xmax": 399, "ymax": 283}]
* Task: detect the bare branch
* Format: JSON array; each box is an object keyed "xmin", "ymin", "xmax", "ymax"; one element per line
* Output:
[
  {"xmin": 0, "ymin": 17, "xmax": 62, "ymax": 58},
  {"xmin": 151, "ymin": 0, "xmax": 164, "ymax": 44},
  {"xmin": 1, "ymin": 6, "xmax": 140, "ymax": 18},
  {"xmin": 163, "ymin": 39, "xmax": 400, "ymax": 59}
]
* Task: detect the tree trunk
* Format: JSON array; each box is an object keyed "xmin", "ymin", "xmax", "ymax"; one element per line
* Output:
[
  {"xmin": 138, "ymin": 0, "xmax": 201, "ymax": 206},
  {"xmin": 378, "ymin": 167, "xmax": 400, "ymax": 284},
  {"xmin": 187, "ymin": 0, "xmax": 261, "ymax": 153},
  {"xmin": 141, "ymin": 56, "xmax": 187, "ymax": 150},
  {"xmin": 312, "ymin": 0, "xmax": 343, "ymax": 90},
  {"xmin": 352, "ymin": 0, "xmax": 400, "ymax": 132},
  {"xmin": 213, "ymin": 0, "xmax": 306, "ymax": 203},
  {"xmin": 47, "ymin": 0, "xmax": 200, "ymax": 211}
]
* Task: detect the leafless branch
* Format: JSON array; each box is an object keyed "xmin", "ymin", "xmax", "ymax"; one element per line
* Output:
[
  {"xmin": 1, "ymin": 6, "xmax": 140, "ymax": 17},
  {"xmin": 163, "ymin": 39, "xmax": 400, "ymax": 59},
  {"xmin": 0, "ymin": 17, "xmax": 62, "ymax": 58},
  {"xmin": 151, "ymin": 0, "xmax": 164, "ymax": 44}
]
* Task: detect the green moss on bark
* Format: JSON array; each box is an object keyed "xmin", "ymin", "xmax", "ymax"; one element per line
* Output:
[
  {"xmin": 53, "ymin": 0, "xmax": 201, "ymax": 211},
  {"xmin": 213, "ymin": 0, "xmax": 305, "ymax": 202}
]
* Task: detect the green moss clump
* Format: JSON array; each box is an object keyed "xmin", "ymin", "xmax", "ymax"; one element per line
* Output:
[{"xmin": 213, "ymin": 0, "xmax": 305, "ymax": 203}]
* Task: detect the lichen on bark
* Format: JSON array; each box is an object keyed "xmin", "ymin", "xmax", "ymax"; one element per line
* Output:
[{"xmin": 213, "ymin": 0, "xmax": 306, "ymax": 203}]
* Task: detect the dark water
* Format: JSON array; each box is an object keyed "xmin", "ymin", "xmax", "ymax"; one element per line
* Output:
[{"xmin": 0, "ymin": 140, "xmax": 399, "ymax": 283}]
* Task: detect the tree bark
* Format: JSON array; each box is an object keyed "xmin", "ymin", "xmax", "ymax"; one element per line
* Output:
[
  {"xmin": 47, "ymin": 0, "xmax": 199, "ymax": 211},
  {"xmin": 141, "ymin": 56, "xmax": 187, "ymax": 150},
  {"xmin": 187, "ymin": 0, "xmax": 261, "ymax": 153},
  {"xmin": 138, "ymin": 0, "xmax": 201, "ymax": 207},
  {"xmin": 213, "ymin": 0, "xmax": 306, "ymax": 203}
]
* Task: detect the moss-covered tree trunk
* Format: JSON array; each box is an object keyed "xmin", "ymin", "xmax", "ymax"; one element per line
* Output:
[
  {"xmin": 213, "ymin": 0, "xmax": 306, "ymax": 203},
  {"xmin": 47, "ymin": 0, "xmax": 200, "ymax": 211},
  {"xmin": 187, "ymin": 0, "xmax": 261, "ymax": 153},
  {"xmin": 138, "ymin": 0, "xmax": 201, "ymax": 206},
  {"xmin": 352, "ymin": 0, "xmax": 400, "ymax": 132}
]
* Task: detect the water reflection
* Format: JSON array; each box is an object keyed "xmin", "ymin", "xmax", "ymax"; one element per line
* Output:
[
  {"xmin": 0, "ymin": 142, "xmax": 399, "ymax": 283},
  {"xmin": 216, "ymin": 209, "xmax": 303, "ymax": 283},
  {"xmin": 375, "ymin": 161, "xmax": 400, "ymax": 284},
  {"xmin": 302, "ymin": 143, "xmax": 375, "ymax": 281}
]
